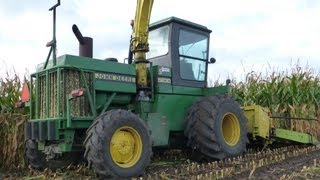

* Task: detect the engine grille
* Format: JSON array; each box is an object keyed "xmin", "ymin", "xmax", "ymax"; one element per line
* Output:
[{"xmin": 37, "ymin": 69, "xmax": 93, "ymax": 118}]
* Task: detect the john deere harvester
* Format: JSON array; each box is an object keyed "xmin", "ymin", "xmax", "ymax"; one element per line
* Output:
[{"xmin": 23, "ymin": 0, "xmax": 318, "ymax": 179}]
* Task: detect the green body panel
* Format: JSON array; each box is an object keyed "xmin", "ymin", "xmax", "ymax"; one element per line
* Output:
[
  {"xmin": 147, "ymin": 113, "xmax": 169, "ymax": 146},
  {"xmin": 155, "ymin": 84, "xmax": 173, "ymax": 94},
  {"xmin": 152, "ymin": 66, "xmax": 173, "ymax": 94},
  {"xmin": 274, "ymin": 128, "xmax": 319, "ymax": 145},
  {"xmin": 204, "ymin": 86, "xmax": 229, "ymax": 96},
  {"xmin": 172, "ymin": 86, "xmax": 203, "ymax": 95},
  {"xmin": 152, "ymin": 66, "xmax": 171, "ymax": 77},
  {"xmin": 152, "ymin": 94, "xmax": 197, "ymax": 131},
  {"xmin": 37, "ymin": 55, "xmax": 136, "ymax": 75},
  {"xmin": 95, "ymin": 81, "xmax": 135, "ymax": 93}
]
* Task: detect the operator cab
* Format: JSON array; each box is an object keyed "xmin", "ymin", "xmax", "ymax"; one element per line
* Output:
[{"xmin": 147, "ymin": 17, "xmax": 212, "ymax": 88}]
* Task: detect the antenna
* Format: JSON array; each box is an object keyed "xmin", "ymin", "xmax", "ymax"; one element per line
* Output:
[{"xmin": 44, "ymin": 0, "xmax": 61, "ymax": 69}]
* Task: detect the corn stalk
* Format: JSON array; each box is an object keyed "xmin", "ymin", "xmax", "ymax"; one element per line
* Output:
[
  {"xmin": 0, "ymin": 71, "xmax": 28, "ymax": 170},
  {"xmin": 0, "ymin": 114, "xmax": 27, "ymax": 171}
]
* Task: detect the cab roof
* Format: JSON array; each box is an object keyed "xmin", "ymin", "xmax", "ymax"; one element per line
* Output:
[{"xmin": 149, "ymin": 16, "xmax": 212, "ymax": 33}]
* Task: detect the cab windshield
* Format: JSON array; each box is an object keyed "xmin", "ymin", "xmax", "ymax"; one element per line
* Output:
[
  {"xmin": 179, "ymin": 30, "xmax": 208, "ymax": 81},
  {"xmin": 147, "ymin": 26, "xmax": 169, "ymax": 59}
]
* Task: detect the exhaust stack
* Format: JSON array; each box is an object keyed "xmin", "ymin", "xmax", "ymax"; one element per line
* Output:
[{"xmin": 72, "ymin": 24, "xmax": 93, "ymax": 58}]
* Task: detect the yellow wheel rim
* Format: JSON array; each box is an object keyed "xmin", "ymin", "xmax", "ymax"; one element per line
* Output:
[
  {"xmin": 222, "ymin": 113, "xmax": 241, "ymax": 146},
  {"xmin": 110, "ymin": 126, "xmax": 142, "ymax": 168}
]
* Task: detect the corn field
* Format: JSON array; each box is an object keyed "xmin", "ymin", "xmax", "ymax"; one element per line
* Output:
[
  {"xmin": 1, "ymin": 62, "xmax": 320, "ymax": 173},
  {"xmin": 0, "ymin": 72, "xmax": 22, "ymax": 113},
  {"xmin": 0, "ymin": 72, "xmax": 27, "ymax": 171},
  {"xmin": 230, "ymin": 62, "xmax": 320, "ymax": 139}
]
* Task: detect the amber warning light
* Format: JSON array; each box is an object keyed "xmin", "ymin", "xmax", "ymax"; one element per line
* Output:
[
  {"xmin": 16, "ymin": 82, "xmax": 30, "ymax": 108},
  {"xmin": 21, "ymin": 82, "xmax": 30, "ymax": 102}
]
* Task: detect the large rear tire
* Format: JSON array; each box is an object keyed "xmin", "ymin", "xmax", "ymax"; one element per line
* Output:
[
  {"xmin": 84, "ymin": 109, "xmax": 152, "ymax": 179},
  {"xmin": 185, "ymin": 94, "xmax": 248, "ymax": 160}
]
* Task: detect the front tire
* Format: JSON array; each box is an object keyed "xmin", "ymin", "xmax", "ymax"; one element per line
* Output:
[
  {"xmin": 84, "ymin": 109, "xmax": 152, "ymax": 179},
  {"xmin": 24, "ymin": 139, "xmax": 80, "ymax": 170},
  {"xmin": 185, "ymin": 95, "xmax": 248, "ymax": 160},
  {"xmin": 25, "ymin": 139, "xmax": 46, "ymax": 170}
]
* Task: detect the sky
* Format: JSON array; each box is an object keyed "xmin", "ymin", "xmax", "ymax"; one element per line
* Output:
[{"xmin": 0, "ymin": 0, "xmax": 319, "ymax": 82}]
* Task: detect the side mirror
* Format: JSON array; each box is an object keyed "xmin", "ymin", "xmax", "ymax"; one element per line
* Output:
[{"xmin": 209, "ymin": 57, "xmax": 216, "ymax": 64}]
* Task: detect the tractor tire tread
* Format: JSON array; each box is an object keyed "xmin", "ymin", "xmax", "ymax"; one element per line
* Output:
[
  {"xmin": 84, "ymin": 109, "xmax": 152, "ymax": 179},
  {"xmin": 184, "ymin": 94, "xmax": 248, "ymax": 160}
]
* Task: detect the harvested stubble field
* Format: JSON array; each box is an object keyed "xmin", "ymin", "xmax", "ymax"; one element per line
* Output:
[
  {"xmin": 1, "ymin": 145, "xmax": 320, "ymax": 179},
  {"xmin": 2, "ymin": 63, "xmax": 320, "ymax": 179}
]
